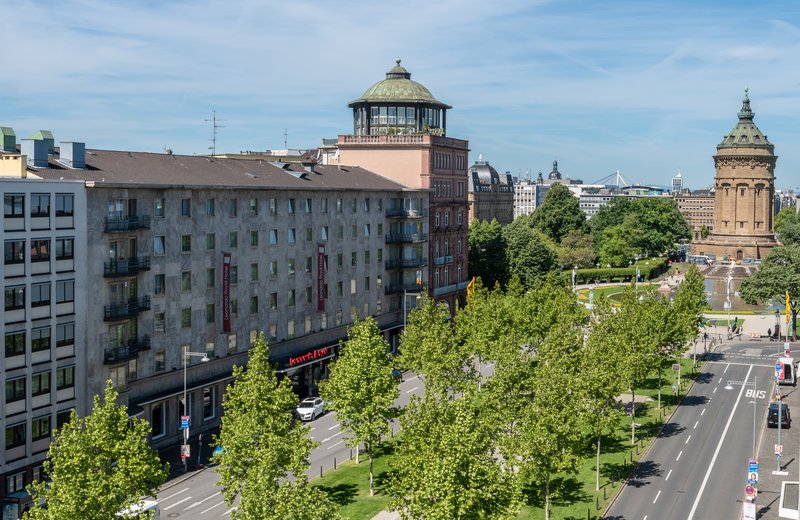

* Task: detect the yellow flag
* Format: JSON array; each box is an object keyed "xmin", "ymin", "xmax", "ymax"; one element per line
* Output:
[
  {"xmin": 467, "ymin": 277, "xmax": 476, "ymax": 297},
  {"xmin": 787, "ymin": 291, "xmax": 792, "ymax": 325}
]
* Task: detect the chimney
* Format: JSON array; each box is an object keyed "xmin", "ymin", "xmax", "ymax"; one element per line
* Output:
[
  {"xmin": 0, "ymin": 127, "xmax": 16, "ymax": 152},
  {"xmin": 21, "ymin": 139, "xmax": 49, "ymax": 168},
  {"xmin": 59, "ymin": 142, "xmax": 85, "ymax": 169}
]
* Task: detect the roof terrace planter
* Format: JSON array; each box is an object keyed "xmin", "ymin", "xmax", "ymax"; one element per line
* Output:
[
  {"xmin": 103, "ymin": 335, "xmax": 151, "ymax": 364},
  {"xmin": 384, "ymin": 283, "xmax": 425, "ymax": 295},
  {"xmin": 103, "ymin": 296, "xmax": 151, "ymax": 321},
  {"xmin": 104, "ymin": 215, "xmax": 151, "ymax": 232},
  {"xmin": 103, "ymin": 256, "xmax": 151, "ymax": 277},
  {"xmin": 385, "ymin": 233, "xmax": 427, "ymax": 244},
  {"xmin": 385, "ymin": 258, "xmax": 428, "ymax": 269}
]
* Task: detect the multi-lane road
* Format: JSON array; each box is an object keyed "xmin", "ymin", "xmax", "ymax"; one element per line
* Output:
[{"xmin": 605, "ymin": 341, "xmax": 797, "ymax": 520}]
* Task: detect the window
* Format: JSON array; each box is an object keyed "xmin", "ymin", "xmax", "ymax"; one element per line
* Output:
[
  {"xmin": 336, "ymin": 281, "xmax": 343, "ymax": 296},
  {"xmin": 205, "ymin": 199, "xmax": 215, "ymax": 216},
  {"xmin": 228, "ymin": 334, "xmax": 237, "ymax": 354},
  {"xmin": 250, "ymin": 263, "xmax": 258, "ymax": 281},
  {"xmin": 4, "ymin": 194, "xmax": 24, "ymax": 218},
  {"xmin": 364, "ymin": 250, "xmax": 371, "ymax": 264},
  {"xmin": 364, "ymin": 198, "xmax": 370, "ymax": 212},
  {"xmin": 5, "ymin": 332, "xmax": 24, "ymax": 357},
  {"xmin": 336, "ymin": 198, "xmax": 343, "ymax": 213},
  {"xmin": 288, "ymin": 228, "xmax": 296, "ymax": 244},
  {"xmin": 322, "ymin": 198, "xmax": 328, "ymax": 213},
  {"xmin": 337, "ymin": 253, "xmax": 343, "ymax": 269},
  {"xmin": 56, "ymin": 322, "xmax": 74, "ymax": 347},
  {"xmin": 5, "ymin": 424, "xmax": 25, "ymax": 450},
  {"xmin": 351, "ymin": 198, "xmax": 357, "ymax": 213},
  {"xmin": 288, "ymin": 199, "xmax": 296, "ymax": 214},
  {"xmin": 31, "ymin": 282, "xmax": 50, "ymax": 307},
  {"xmin": 269, "ymin": 260, "xmax": 278, "ymax": 278},
  {"xmin": 444, "ymin": 211, "xmax": 450, "ymax": 227},
  {"xmin": 56, "ymin": 237, "xmax": 74, "ymax": 260},
  {"xmin": 154, "ymin": 313, "xmax": 165, "ymax": 333},
  {"xmin": 320, "ymin": 313, "xmax": 327, "ymax": 330},
  {"xmin": 154, "ymin": 351, "xmax": 165, "ymax": 373},
  {"xmin": 457, "ymin": 211, "xmax": 463, "ymax": 225},
  {"xmin": 249, "ymin": 198, "xmax": 258, "ymax": 214},
  {"xmin": 250, "ymin": 230, "xmax": 258, "ymax": 247},
  {"xmin": 181, "ymin": 235, "xmax": 191, "ymax": 253},
  {"xmin": 4, "ymin": 239, "xmax": 24, "ymax": 264},
  {"xmin": 337, "ymin": 225, "xmax": 344, "ymax": 240},
  {"xmin": 287, "ymin": 319, "xmax": 295, "ymax": 338},
  {"xmin": 269, "ymin": 229, "xmax": 278, "ymax": 245},
  {"xmin": 305, "ymin": 286, "xmax": 312, "ymax": 304},
  {"xmin": 182, "ymin": 271, "xmax": 192, "ymax": 291},
  {"xmin": 305, "ymin": 256, "xmax": 312, "ymax": 273},
  {"xmin": 336, "ymin": 309, "xmax": 343, "ymax": 325},
  {"xmin": 321, "ymin": 226, "xmax": 329, "ymax": 241},
  {"xmin": 377, "ymin": 223, "xmax": 383, "ymax": 236},
  {"xmin": 351, "ymin": 225, "xmax": 357, "ymax": 239},
  {"xmin": 43, "ymin": 372, "xmax": 66, "ymax": 398},
  {"xmin": 305, "ymin": 315, "xmax": 312, "ymax": 333},
  {"xmin": 56, "ymin": 409, "xmax": 73, "ymax": 429},
  {"xmin": 305, "ymin": 198, "xmax": 312, "ymax": 213},
  {"xmin": 229, "ymin": 198, "xmax": 238, "ymax": 217},
  {"xmin": 351, "ymin": 251, "xmax": 357, "ymax": 266},
  {"xmin": 181, "ymin": 308, "xmax": 191, "ymax": 328},
  {"xmin": 30, "ymin": 239, "xmax": 50, "ymax": 262},
  {"xmin": 457, "ymin": 238, "xmax": 462, "ymax": 255},
  {"xmin": 5, "ymin": 286, "xmax": 24, "ymax": 310},
  {"xmin": 269, "ymin": 198, "xmax": 276, "ymax": 215},
  {"xmin": 203, "ymin": 387, "xmax": 216, "ymax": 420},
  {"xmin": 288, "ymin": 289, "xmax": 295, "ymax": 306},
  {"xmin": 154, "ymin": 274, "xmax": 165, "ymax": 295},
  {"xmin": 230, "ymin": 265, "xmax": 238, "ymax": 284},
  {"xmin": 151, "ymin": 402, "xmax": 165, "ymax": 438},
  {"xmin": 376, "ymin": 300, "xmax": 382, "ymax": 314},
  {"xmin": 180, "ymin": 198, "xmax": 191, "ymax": 216},
  {"xmin": 269, "ymin": 324, "xmax": 277, "ymax": 341},
  {"xmin": 364, "ymin": 276, "xmax": 370, "ymax": 291},
  {"xmin": 377, "ymin": 198, "xmax": 383, "ymax": 211},
  {"xmin": 305, "ymin": 227, "xmax": 313, "ymax": 242},
  {"xmin": 351, "ymin": 279, "xmax": 357, "ymax": 295},
  {"xmin": 56, "ymin": 194, "xmax": 74, "ymax": 217},
  {"xmin": 377, "ymin": 274, "xmax": 382, "ymax": 288},
  {"xmin": 206, "ymin": 303, "xmax": 215, "ymax": 323},
  {"xmin": 364, "ymin": 224, "xmax": 370, "ymax": 237},
  {"xmin": 435, "ymin": 211, "xmax": 440, "ymax": 227},
  {"xmin": 229, "ymin": 232, "xmax": 238, "ymax": 248},
  {"xmin": 206, "ymin": 233, "xmax": 216, "ymax": 250},
  {"xmin": 270, "ymin": 292, "xmax": 277, "ymax": 309},
  {"xmin": 31, "ymin": 327, "xmax": 50, "ymax": 352},
  {"xmin": 154, "ymin": 198, "xmax": 165, "ymax": 217},
  {"xmin": 250, "ymin": 295, "xmax": 259, "ymax": 314},
  {"xmin": 288, "ymin": 259, "xmax": 296, "ymax": 276},
  {"xmin": 57, "ymin": 366, "xmax": 74, "ymax": 389},
  {"xmin": 32, "ymin": 416, "xmax": 51, "ymax": 441},
  {"xmin": 154, "ymin": 236, "xmax": 165, "ymax": 256},
  {"xmin": 5, "ymin": 377, "xmax": 25, "ymax": 402}
]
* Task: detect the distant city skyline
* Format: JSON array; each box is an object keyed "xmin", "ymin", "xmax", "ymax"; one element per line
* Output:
[{"xmin": 3, "ymin": 0, "xmax": 800, "ymax": 189}]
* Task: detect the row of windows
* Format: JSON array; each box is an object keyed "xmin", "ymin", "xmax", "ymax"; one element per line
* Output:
[
  {"xmin": 4, "ymin": 280, "xmax": 75, "ymax": 311},
  {"xmin": 153, "ymin": 195, "xmax": 386, "ymax": 219},
  {"xmin": 433, "ymin": 211, "xmax": 464, "ymax": 228},
  {"xmin": 5, "ymin": 366, "xmax": 75, "ymax": 404},
  {"xmin": 5, "ymin": 410, "xmax": 72, "ymax": 451},
  {"xmin": 3, "ymin": 194, "xmax": 75, "ymax": 219},
  {"xmin": 433, "ymin": 181, "xmax": 466, "ymax": 198},
  {"xmin": 150, "ymin": 386, "xmax": 216, "ymax": 438},
  {"xmin": 3, "ymin": 238, "xmax": 74, "ymax": 265},
  {"xmin": 433, "ymin": 239, "xmax": 464, "ymax": 257},
  {"xmin": 4, "ymin": 323, "xmax": 75, "ymax": 357}
]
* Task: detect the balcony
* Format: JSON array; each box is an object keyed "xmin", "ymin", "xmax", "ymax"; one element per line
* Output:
[
  {"xmin": 384, "ymin": 283, "xmax": 425, "ymax": 295},
  {"xmin": 385, "ymin": 257, "xmax": 428, "ymax": 269},
  {"xmin": 385, "ymin": 233, "xmax": 427, "ymax": 244},
  {"xmin": 434, "ymin": 255, "xmax": 454, "ymax": 266},
  {"xmin": 104, "ymin": 256, "xmax": 151, "ymax": 277},
  {"xmin": 385, "ymin": 208, "xmax": 428, "ymax": 219},
  {"xmin": 104, "ymin": 215, "xmax": 151, "ymax": 232},
  {"xmin": 433, "ymin": 280, "xmax": 470, "ymax": 297},
  {"xmin": 103, "ymin": 335, "xmax": 151, "ymax": 364},
  {"xmin": 103, "ymin": 296, "xmax": 151, "ymax": 321}
]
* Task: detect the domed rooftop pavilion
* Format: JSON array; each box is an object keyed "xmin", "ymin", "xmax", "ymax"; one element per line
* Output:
[{"xmin": 348, "ymin": 59, "xmax": 452, "ymax": 136}]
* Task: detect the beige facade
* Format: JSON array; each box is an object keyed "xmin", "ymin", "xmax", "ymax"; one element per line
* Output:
[
  {"xmin": 672, "ymin": 190, "xmax": 715, "ymax": 240},
  {"xmin": 467, "ymin": 158, "xmax": 514, "ymax": 225}
]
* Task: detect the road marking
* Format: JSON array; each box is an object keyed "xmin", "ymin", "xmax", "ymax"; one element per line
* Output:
[
  {"xmin": 406, "ymin": 386, "xmax": 419, "ymax": 394},
  {"xmin": 185, "ymin": 491, "xmax": 222, "ymax": 510},
  {"xmin": 713, "ymin": 387, "xmax": 717, "ymax": 394},
  {"xmin": 406, "ymin": 375, "xmax": 419, "ymax": 382},
  {"xmin": 685, "ymin": 435, "xmax": 691, "ymax": 444},
  {"xmin": 162, "ymin": 487, "xmax": 190, "ymax": 501},
  {"xmin": 724, "ymin": 363, "xmax": 730, "ymax": 373},
  {"xmin": 694, "ymin": 420, "xmax": 699, "ymax": 429},
  {"xmin": 327, "ymin": 440, "xmax": 344, "ymax": 450},
  {"xmin": 676, "ymin": 450, "xmax": 682, "ymax": 461},
  {"xmin": 328, "ymin": 423, "xmax": 340, "ymax": 430},
  {"xmin": 687, "ymin": 364, "xmax": 753, "ymax": 520},
  {"xmin": 653, "ymin": 490, "xmax": 661, "ymax": 503},
  {"xmin": 644, "ymin": 516, "xmax": 648, "ymax": 520},
  {"xmin": 718, "ymin": 377, "xmax": 722, "ymax": 383},
  {"xmin": 224, "ymin": 506, "xmax": 236, "ymax": 516},
  {"xmin": 666, "ymin": 469, "xmax": 672, "ymax": 481},
  {"xmin": 163, "ymin": 497, "xmax": 191, "ymax": 510},
  {"xmin": 310, "ymin": 427, "xmax": 316, "ymax": 432},
  {"xmin": 701, "ymin": 408, "xmax": 706, "ymax": 416},
  {"xmin": 321, "ymin": 430, "xmax": 343, "ymax": 443},
  {"xmin": 199, "ymin": 500, "xmax": 225, "ymax": 514}
]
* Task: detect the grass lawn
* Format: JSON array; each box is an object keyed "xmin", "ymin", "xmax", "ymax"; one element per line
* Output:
[{"xmin": 313, "ymin": 358, "xmax": 702, "ymax": 520}]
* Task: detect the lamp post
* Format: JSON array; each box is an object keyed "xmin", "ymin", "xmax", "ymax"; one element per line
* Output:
[
  {"xmin": 183, "ymin": 349, "xmax": 210, "ymax": 473},
  {"xmin": 726, "ymin": 273, "xmax": 733, "ymax": 339},
  {"xmin": 775, "ymin": 309, "xmax": 780, "ymax": 343}
]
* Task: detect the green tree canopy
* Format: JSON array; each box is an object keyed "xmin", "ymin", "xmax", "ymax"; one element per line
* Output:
[
  {"xmin": 319, "ymin": 315, "xmax": 399, "ymax": 496},
  {"xmin": 775, "ymin": 207, "xmax": 800, "ymax": 246},
  {"xmin": 213, "ymin": 334, "xmax": 339, "ymax": 520},
  {"xmin": 557, "ymin": 229, "xmax": 596, "ymax": 268},
  {"xmin": 468, "ymin": 218, "xmax": 509, "ymax": 288},
  {"xmin": 503, "ymin": 218, "xmax": 558, "ymax": 287},
  {"xmin": 529, "ymin": 183, "xmax": 586, "ymax": 243},
  {"xmin": 25, "ymin": 382, "xmax": 168, "ymax": 520},
  {"xmin": 740, "ymin": 245, "xmax": 800, "ymax": 338}
]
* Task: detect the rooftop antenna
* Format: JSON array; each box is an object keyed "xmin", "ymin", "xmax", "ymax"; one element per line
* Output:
[
  {"xmin": 284, "ymin": 129, "xmax": 288, "ymax": 150},
  {"xmin": 204, "ymin": 110, "xmax": 226, "ymax": 156}
]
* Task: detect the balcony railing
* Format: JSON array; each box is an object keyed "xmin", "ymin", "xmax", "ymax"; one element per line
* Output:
[
  {"xmin": 103, "ymin": 296, "xmax": 151, "ymax": 321},
  {"xmin": 385, "ymin": 257, "xmax": 428, "ymax": 269},
  {"xmin": 385, "ymin": 208, "xmax": 428, "ymax": 219},
  {"xmin": 434, "ymin": 255, "xmax": 454, "ymax": 266},
  {"xmin": 104, "ymin": 215, "xmax": 151, "ymax": 232},
  {"xmin": 103, "ymin": 256, "xmax": 151, "ymax": 277},
  {"xmin": 385, "ymin": 233, "xmax": 427, "ymax": 244},
  {"xmin": 384, "ymin": 283, "xmax": 425, "ymax": 295},
  {"xmin": 103, "ymin": 335, "xmax": 151, "ymax": 364},
  {"xmin": 433, "ymin": 280, "xmax": 470, "ymax": 297}
]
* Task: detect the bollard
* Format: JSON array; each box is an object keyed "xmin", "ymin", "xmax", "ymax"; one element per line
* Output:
[
  {"xmin": 320, "ymin": 465, "xmax": 323, "ymax": 478},
  {"xmin": 604, "ymin": 486, "xmax": 607, "ymax": 500},
  {"xmin": 588, "ymin": 508, "xmax": 591, "ymax": 520},
  {"xmin": 630, "ymin": 450, "xmax": 634, "ymax": 463},
  {"xmin": 596, "ymin": 496, "xmax": 599, "ymax": 510},
  {"xmin": 350, "ymin": 449, "xmax": 353, "ymax": 460},
  {"xmin": 636, "ymin": 443, "xmax": 639, "ymax": 455},
  {"xmin": 334, "ymin": 457, "xmax": 337, "ymax": 470}
]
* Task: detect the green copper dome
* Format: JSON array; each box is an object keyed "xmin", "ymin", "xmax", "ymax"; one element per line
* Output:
[
  {"xmin": 348, "ymin": 59, "xmax": 451, "ymax": 109},
  {"xmin": 718, "ymin": 89, "xmax": 773, "ymax": 150}
]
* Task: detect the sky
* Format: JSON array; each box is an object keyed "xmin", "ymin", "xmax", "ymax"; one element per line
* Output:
[{"xmin": 3, "ymin": 0, "xmax": 800, "ymax": 190}]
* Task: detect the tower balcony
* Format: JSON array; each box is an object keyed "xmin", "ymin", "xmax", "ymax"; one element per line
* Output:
[
  {"xmin": 384, "ymin": 283, "xmax": 425, "ymax": 295},
  {"xmin": 385, "ymin": 257, "xmax": 428, "ymax": 269},
  {"xmin": 385, "ymin": 232, "xmax": 427, "ymax": 244},
  {"xmin": 103, "ymin": 296, "xmax": 151, "ymax": 321},
  {"xmin": 103, "ymin": 335, "xmax": 151, "ymax": 364},
  {"xmin": 385, "ymin": 208, "xmax": 428, "ymax": 219},
  {"xmin": 104, "ymin": 215, "xmax": 151, "ymax": 232},
  {"xmin": 103, "ymin": 256, "xmax": 151, "ymax": 277}
]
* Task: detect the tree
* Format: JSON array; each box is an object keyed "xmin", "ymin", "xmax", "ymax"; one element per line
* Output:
[
  {"xmin": 468, "ymin": 218, "xmax": 509, "ymax": 288},
  {"xmin": 557, "ymin": 229, "xmax": 596, "ymax": 268},
  {"xmin": 503, "ymin": 220, "xmax": 558, "ymax": 288},
  {"xmin": 740, "ymin": 245, "xmax": 800, "ymax": 339},
  {"xmin": 700, "ymin": 224, "xmax": 710, "ymax": 239},
  {"xmin": 597, "ymin": 223, "xmax": 638, "ymax": 267},
  {"xmin": 213, "ymin": 334, "xmax": 339, "ymax": 520},
  {"xmin": 387, "ymin": 389, "xmax": 520, "ymax": 520},
  {"xmin": 318, "ymin": 315, "xmax": 399, "ymax": 496},
  {"xmin": 529, "ymin": 183, "xmax": 586, "ymax": 243},
  {"xmin": 775, "ymin": 208, "xmax": 800, "ymax": 246},
  {"xmin": 25, "ymin": 382, "xmax": 168, "ymax": 520}
]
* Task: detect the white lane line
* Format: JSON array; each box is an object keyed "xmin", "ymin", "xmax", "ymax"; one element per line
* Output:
[
  {"xmin": 687, "ymin": 364, "xmax": 753, "ymax": 520},
  {"xmin": 163, "ymin": 497, "xmax": 192, "ymax": 510},
  {"xmin": 713, "ymin": 387, "xmax": 717, "ymax": 394},
  {"xmin": 224, "ymin": 506, "xmax": 236, "ymax": 516},
  {"xmin": 718, "ymin": 377, "xmax": 722, "ymax": 383},
  {"xmin": 676, "ymin": 450, "xmax": 683, "ymax": 461},
  {"xmin": 406, "ymin": 386, "xmax": 419, "ymax": 394},
  {"xmin": 694, "ymin": 420, "xmax": 699, "ymax": 429},
  {"xmin": 310, "ymin": 427, "xmax": 316, "ymax": 432},
  {"xmin": 701, "ymin": 409, "xmax": 706, "ymax": 416},
  {"xmin": 666, "ymin": 469, "xmax": 673, "ymax": 481},
  {"xmin": 199, "ymin": 501, "xmax": 226, "ymax": 515},
  {"xmin": 644, "ymin": 516, "xmax": 648, "ymax": 520},
  {"xmin": 724, "ymin": 363, "xmax": 730, "ymax": 373},
  {"xmin": 327, "ymin": 440, "xmax": 345, "ymax": 450},
  {"xmin": 653, "ymin": 490, "xmax": 661, "ymax": 504},
  {"xmin": 162, "ymin": 487, "xmax": 190, "ymax": 501},
  {"xmin": 405, "ymin": 375, "xmax": 419, "ymax": 382},
  {"xmin": 321, "ymin": 430, "xmax": 343, "ymax": 443},
  {"xmin": 328, "ymin": 423, "xmax": 340, "ymax": 430},
  {"xmin": 685, "ymin": 435, "xmax": 692, "ymax": 445},
  {"xmin": 185, "ymin": 491, "xmax": 222, "ymax": 510}
]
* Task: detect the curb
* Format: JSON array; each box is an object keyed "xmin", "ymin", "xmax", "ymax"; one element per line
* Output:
[{"xmin": 158, "ymin": 465, "xmax": 212, "ymax": 493}]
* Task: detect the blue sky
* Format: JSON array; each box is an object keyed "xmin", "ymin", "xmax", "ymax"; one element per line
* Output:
[{"xmin": 3, "ymin": 0, "xmax": 800, "ymax": 189}]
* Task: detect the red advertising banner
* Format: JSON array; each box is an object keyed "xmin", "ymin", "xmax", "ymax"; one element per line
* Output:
[
  {"xmin": 290, "ymin": 346, "xmax": 330, "ymax": 367},
  {"xmin": 222, "ymin": 252, "xmax": 231, "ymax": 333},
  {"xmin": 317, "ymin": 244, "xmax": 325, "ymax": 312}
]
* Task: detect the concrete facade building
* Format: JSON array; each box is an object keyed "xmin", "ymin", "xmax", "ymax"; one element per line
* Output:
[
  {"xmin": 467, "ymin": 156, "xmax": 514, "ymax": 225},
  {"xmin": 672, "ymin": 189, "xmax": 715, "ymax": 240},
  {"xmin": 692, "ymin": 91, "xmax": 780, "ymax": 260}
]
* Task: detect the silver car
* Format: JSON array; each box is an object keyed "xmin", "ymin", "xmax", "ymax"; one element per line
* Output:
[{"xmin": 296, "ymin": 397, "xmax": 324, "ymax": 421}]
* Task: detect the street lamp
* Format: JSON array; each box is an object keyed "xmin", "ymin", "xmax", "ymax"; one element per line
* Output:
[
  {"xmin": 725, "ymin": 273, "xmax": 733, "ymax": 339},
  {"xmin": 183, "ymin": 349, "xmax": 210, "ymax": 473},
  {"xmin": 775, "ymin": 309, "xmax": 780, "ymax": 342}
]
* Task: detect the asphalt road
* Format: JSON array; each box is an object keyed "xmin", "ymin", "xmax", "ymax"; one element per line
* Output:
[{"xmin": 604, "ymin": 341, "xmax": 793, "ymax": 520}]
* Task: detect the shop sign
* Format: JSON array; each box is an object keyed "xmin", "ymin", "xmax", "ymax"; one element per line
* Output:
[{"xmin": 290, "ymin": 346, "xmax": 330, "ymax": 367}]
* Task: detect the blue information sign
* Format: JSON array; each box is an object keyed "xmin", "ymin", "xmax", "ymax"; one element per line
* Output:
[{"xmin": 181, "ymin": 415, "xmax": 190, "ymax": 429}]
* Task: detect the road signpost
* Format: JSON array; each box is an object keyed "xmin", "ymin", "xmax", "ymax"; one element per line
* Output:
[
  {"xmin": 748, "ymin": 458, "xmax": 759, "ymax": 487},
  {"xmin": 743, "ymin": 500, "xmax": 756, "ymax": 520}
]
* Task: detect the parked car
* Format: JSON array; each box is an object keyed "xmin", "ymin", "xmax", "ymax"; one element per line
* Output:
[
  {"xmin": 768, "ymin": 402, "xmax": 791, "ymax": 428},
  {"xmin": 296, "ymin": 397, "xmax": 324, "ymax": 421}
]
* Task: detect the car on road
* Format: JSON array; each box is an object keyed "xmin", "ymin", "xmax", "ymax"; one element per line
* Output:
[
  {"xmin": 296, "ymin": 397, "xmax": 324, "ymax": 421},
  {"xmin": 768, "ymin": 402, "xmax": 791, "ymax": 428}
]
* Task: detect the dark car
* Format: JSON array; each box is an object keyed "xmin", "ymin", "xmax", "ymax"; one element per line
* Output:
[{"xmin": 768, "ymin": 402, "xmax": 791, "ymax": 428}]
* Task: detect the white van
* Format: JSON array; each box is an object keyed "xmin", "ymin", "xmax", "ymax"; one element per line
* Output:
[
  {"xmin": 117, "ymin": 499, "xmax": 160, "ymax": 519},
  {"xmin": 778, "ymin": 357, "xmax": 797, "ymax": 387}
]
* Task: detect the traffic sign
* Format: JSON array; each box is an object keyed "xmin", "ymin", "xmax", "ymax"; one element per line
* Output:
[
  {"xmin": 181, "ymin": 415, "xmax": 190, "ymax": 429},
  {"xmin": 785, "ymin": 342, "xmax": 792, "ymax": 357},
  {"xmin": 745, "ymin": 484, "xmax": 756, "ymax": 499},
  {"xmin": 181, "ymin": 444, "xmax": 191, "ymax": 459},
  {"xmin": 776, "ymin": 444, "xmax": 783, "ymax": 457},
  {"xmin": 749, "ymin": 458, "xmax": 759, "ymax": 472}
]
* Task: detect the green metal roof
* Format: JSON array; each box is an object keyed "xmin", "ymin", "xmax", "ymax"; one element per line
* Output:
[
  {"xmin": 0, "ymin": 127, "xmax": 14, "ymax": 137},
  {"xmin": 718, "ymin": 89, "xmax": 773, "ymax": 150},
  {"xmin": 348, "ymin": 59, "xmax": 451, "ymax": 109}
]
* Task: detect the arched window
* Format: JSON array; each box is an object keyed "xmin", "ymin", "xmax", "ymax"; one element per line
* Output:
[{"xmin": 444, "ymin": 239, "xmax": 449, "ymax": 256}]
